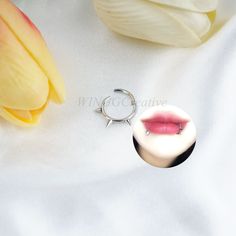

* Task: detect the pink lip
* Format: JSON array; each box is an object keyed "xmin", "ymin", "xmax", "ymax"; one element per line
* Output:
[{"xmin": 142, "ymin": 112, "xmax": 189, "ymax": 135}]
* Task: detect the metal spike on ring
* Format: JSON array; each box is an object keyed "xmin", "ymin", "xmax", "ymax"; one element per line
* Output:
[
  {"xmin": 95, "ymin": 108, "xmax": 102, "ymax": 113},
  {"xmin": 95, "ymin": 89, "xmax": 137, "ymax": 128}
]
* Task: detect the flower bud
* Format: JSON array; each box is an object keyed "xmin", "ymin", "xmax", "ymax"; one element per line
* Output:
[
  {"xmin": 94, "ymin": 0, "xmax": 217, "ymax": 47},
  {"xmin": 0, "ymin": 0, "xmax": 65, "ymax": 127}
]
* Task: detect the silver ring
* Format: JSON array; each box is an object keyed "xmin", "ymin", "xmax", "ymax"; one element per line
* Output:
[{"xmin": 95, "ymin": 89, "xmax": 137, "ymax": 127}]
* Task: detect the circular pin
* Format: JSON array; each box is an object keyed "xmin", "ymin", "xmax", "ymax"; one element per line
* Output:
[{"xmin": 96, "ymin": 89, "xmax": 137, "ymax": 127}]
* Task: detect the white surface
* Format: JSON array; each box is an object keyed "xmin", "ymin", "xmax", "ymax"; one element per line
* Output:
[{"xmin": 0, "ymin": 0, "xmax": 236, "ymax": 235}]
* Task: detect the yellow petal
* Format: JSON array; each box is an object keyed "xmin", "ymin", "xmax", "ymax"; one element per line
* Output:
[
  {"xmin": 5, "ymin": 109, "xmax": 33, "ymax": 121},
  {"xmin": 0, "ymin": 17, "xmax": 49, "ymax": 110},
  {"xmin": 0, "ymin": 101, "xmax": 48, "ymax": 127},
  {"xmin": 0, "ymin": 0, "xmax": 65, "ymax": 103},
  {"xmin": 0, "ymin": 107, "xmax": 40, "ymax": 127}
]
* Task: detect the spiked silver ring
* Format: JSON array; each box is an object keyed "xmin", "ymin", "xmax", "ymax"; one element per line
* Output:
[{"xmin": 96, "ymin": 89, "xmax": 137, "ymax": 127}]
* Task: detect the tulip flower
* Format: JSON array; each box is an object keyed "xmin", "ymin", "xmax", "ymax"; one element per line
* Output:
[
  {"xmin": 0, "ymin": 0, "xmax": 65, "ymax": 127},
  {"xmin": 94, "ymin": 0, "xmax": 218, "ymax": 47}
]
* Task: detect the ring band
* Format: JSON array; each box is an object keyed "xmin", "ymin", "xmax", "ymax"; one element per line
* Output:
[{"xmin": 96, "ymin": 89, "xmax": 137, "ymax": 127}]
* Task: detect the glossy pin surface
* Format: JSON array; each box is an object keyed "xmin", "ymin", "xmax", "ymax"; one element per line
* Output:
[{"xmin": 95, "ymin": 89, "xmax": 137, "ymax": 128}]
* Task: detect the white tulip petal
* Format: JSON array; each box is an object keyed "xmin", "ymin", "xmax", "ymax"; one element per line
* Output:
[
  {"xmin": 164, "ymin": 7, "xmax": 211, "ymax": 38},
  {"xmin": 94, "ymin": 0, "xmax": 212, "ymax": 47},
  {"xmin": 147, "ymin": 0, "xmax": 218, "ymax": 12}
]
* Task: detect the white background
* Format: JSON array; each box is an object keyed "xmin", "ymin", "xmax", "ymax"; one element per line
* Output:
[{"xmin": 0, "ymin": 0, "xmax": 236, "ymax": 235}]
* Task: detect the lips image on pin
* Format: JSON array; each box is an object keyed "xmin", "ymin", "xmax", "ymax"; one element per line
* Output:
[
  {"xmin": 133, "ymin": 105, "xmax": 197, "ymax": 168},
  {"xmin": 142, "ymin": 113, "xmax": 189, "ymax": 135},
  {"xmin": 0, "ymin": 0, "xmax": 65, "ymax": 127}
]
